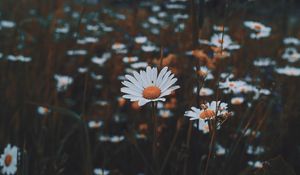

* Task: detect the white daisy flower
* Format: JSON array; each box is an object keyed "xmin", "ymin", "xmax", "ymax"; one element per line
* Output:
[
  {"xmin": 282, "ymin": 47, "xmax": 300, "ymax": 63},
  {"xmin": 244, "ymin": 21, "xmax": 271, "ymax": 39},
  {"xmin": 94, "ymin": 168, "xmax": 110, "ymax": 175},
  {"xmin": 184, "ymin": 101, "xmax": 228, "ymax": 133},
  {"xmin": 0, "ymin": 144, "xmax": 18, "ymax": 175},
  {"xmin": 121, "ymin": 66, "xmax": 180, "ymax": 106},
  {"xmin": 276, "ymin": 66, "xmax": 300, "ymax": 76},
  {"xmin": 253, "ymin": 57, "xmax": 276, "ymax": 67},
  {"xmin": 283, "ymin": 37, "xmax": 300, "ymax": 45},
  {"xmin": 54, "ymin": 74, "xmax": 73, "ymax": 92},
  {"xmin": 231, "ymin": 97, "xmax": 244, "ymax": 105},
  {"xmin": 210, "ymin": 33, "xmax": 240, "ymax": 50}
]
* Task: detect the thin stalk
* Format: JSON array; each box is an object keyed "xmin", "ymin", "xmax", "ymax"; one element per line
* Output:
[{"xmin": 151, "ymin": 102, "xmax": 158, "ymax": 173}]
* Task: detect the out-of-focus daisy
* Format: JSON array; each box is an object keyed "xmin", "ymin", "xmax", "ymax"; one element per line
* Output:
[
  {"xmin": 193, "ymin": 87, "xmax": 214, "ymax": 96},
  {"xmin": 0, "ymin": 144, "xmax": 18, "ymax": 175},
  {"xmin": 275, "ymin": 66, "xmax": 300, "ymax": 76},
  {"xmin": 130, "ymin": 62, "xmax": 148, "ymax": 69},
  {"xmin": 244, "ymin": 21, "xmax": 271, "ymax": 39},
  {"xmin": 123, "ymin": 56, "xmax": 138, "ymax": 63},
  {"xmin": 259, "ymin": 89, "xmax": 271, "ymax": 95},
  {"xmin": 0, "ymin": 20, "xmax": 16, "ymax": 29},
  {"xmin": 248, "ymin": 161, "xmax": 263, "ymax": 168},
  {"xmin": 67, "ymin": 49, "xmax": 87, "ymax": 56},
  {"xmin": 121, "ymin": 66, "xmax": 180, "ymax": 106},
  {"xmin": 94, "ymin": 168, "xmax": 110, "ymax": 175},
  {"xmin": 209, "ymin": 33, "xmax": 240, "ymax": 50},
  {"xmin": 231, "ymin": 97, "xmax": 245, "ymax": 105},
  {"xmin": 7, "ymin": 55, "xmax": 32, "ymax": 62},
  {"xmin": 91, "ymin": 52, "xmax": 111, "ymax": 66},
  {"xmin": 194, "ymin": 66, "xmax": 214, "ymax": 80},
  {"xmin": 54, "ymin": 75, "xmax": 73, "ymax": 92},
  {"xmin": 219, "ymin": 79, "xmax": 247, "ymax": 93},
  {"xmin": 213, "ymin": 25, "xmax": 229, "ymax": 32},
  {"xmin": 158, "ymin": 109, "xmax": 173, "ymax": 118},
  {"xmin": 112, "ymin": 42, "xmax": 127, "ymax": 54},
  {"xmin": 134, "ymin": 36, "xmax": 148, "ymax": 44},
  {"xmin": 184, "ymin": 101, "xmax": 228, "ymax": 133},
  {"xmin": 88, "ymin": 121, "xmax": 103, "ymax": 129},
  {"xmin": 283, "ymin": 37, "xmax": 300, "ymax": 45},
  {"xmin": 247, "ymin": 145, "xmax": 265, "ymax": 155},
  {"xmin": 55, "ymin": 25, "xmax": 69, "ymax": 34},
  {"xmin": 78, "ymin": 67, "xmax": 88, "ymax": 73},
  {"xmin": 253, "ymin": 57, "xmax": 276, "ymax": 67},
  {"xmin": 216, "ymin": 143, "xmax": 226, "ymax": 156},
  {"xmin": 37, "ymin": 106, "xmax": 50, "ymax": 115},
  {"xmin": 282, "ymin": 47, "xmax": 300, "ymax": 63},
  {"xmin": 141, "ymin": 43, "xmax": 158, "ymax": 52}
]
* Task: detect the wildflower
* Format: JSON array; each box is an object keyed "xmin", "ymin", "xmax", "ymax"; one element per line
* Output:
[
  {"xmin": 37, "ymin": 106, "xmax": 50, "ymax": 115},
  {"xmin": 134, "ymin": 36, "xmax": 147, "ymax": 44},
  {"xmin": 219, "ymin": 79, "xmax": 247, "ymax": 93},
  {"xmin": 88, "ymin": 121, "xmax": 103, "ymax": 129},
  {"xmin": 112, "ymin": 42, "xmax": 127, "ymax": 54},
  {"xmin": 66, "ymin": 49, "xmax": 87, "ymax": 56},
  {"xmin": 184, "ymin": 101, "xmax": 228, "ymax": 133},
  {"xmin": 210, "ymin": 33, "xmax": 240, "ymax": 50},
  {"xmin": 94, "ymin": 168, "xmax": 110, "ymax": 175},
  {"xmin": 248, "ymin": 161, "xmax": 263, "ymax": 168},
  {"xmin": 275, "ymin": 66, "xmax": 300, "ymax": 76},
  {"xmin": 193, "ymin": 87, "xmax": 214, "ymax": 96},
  {"xmin": 158, "ymin": 109, "xmax": 173, "ymax": 118},
  {"xmin": 231, "ymin": 97, "xmax": 244, "ymax": 105},
  {"xmin": 253, "ymin": 57, "xmax": 276, "ymax": 67},
  {"xmin": 123, "ymin": 56, "xmax": 138, "ymax": 63},
  {"xmin": 121, "ymin": 66, "xmax": 180, "ymax": 106},
  {"xmin": 283, "ymin": 37, "xmax": 300, "ymax": 45},
  {"xmin": 0, "ymin": 144, "xmax": 18, "ymax": 175},
  {"xmin": 244, "ymin": 21, "xmax": 271, "ymax": 39},
  {"xmin": 282, "ymin": 47, "xmax": 300, "ymax": 63},
  {"xmin": 54, "ymin": 75, "xmax": 73, "ymax": 92},
  {"xmin": 0, "ymin": 20, "xmax": 16, "ymax": 29},
  {"xmin": 213, "ymin": 25, "xmax": 229, "ymax": 32}
]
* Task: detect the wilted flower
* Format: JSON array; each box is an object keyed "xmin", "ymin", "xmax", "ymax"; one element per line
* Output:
[
  {"xmin": 121, "ymin": 66, "xmax": 180, "ymax": 106},
  {"xmin": 0, "ymin": 144, "xmax": 18, "ymax": 175}
]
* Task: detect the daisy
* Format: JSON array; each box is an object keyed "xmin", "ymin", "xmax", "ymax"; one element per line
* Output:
[
  {"xmin": 283, "ymin": 37, "xmax": 300, "ymax": 45},
  {"xmin": 184, "ymin": 101, "xmax": 228, "ymax": 133},
  {"xmin": 282, "ymin": 47, "xmax": 300, "ymax": 63},
  {"xmin": 210, "ymin": 33, "xmax": 240, "ymax": 50},
  {"xmin": 0, "ymin": 144, "xmax": 18, "ymax": 175},
  {"xmin": 54, "ymin": 74, "xmax": 73, "ymax": 92},
  {"xmin": 121, "ymin": 66, "xmax": 180, "ymax": 106},
  {"xmin": 276, "ymin": 66, "xmax": 300, "ymax": 76},
  {"xmin": 253, "ymin": 57, "xmax": 276, "ymax": 67},
  {"xmin": 244, "ymin": 21, "xmax": 271, "ymax": 39},
  {"xmin": 231, "ymin": 97, "xmax": 244, "ymax": 105},
  {"xmin": 219, "ymin": 79, "xmax": 247, "ymax": 93}
]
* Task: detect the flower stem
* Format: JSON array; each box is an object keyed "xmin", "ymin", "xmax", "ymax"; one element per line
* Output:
[{"xmin": 151, "ymin": 101, "xmax": 158, "ymax": 173}]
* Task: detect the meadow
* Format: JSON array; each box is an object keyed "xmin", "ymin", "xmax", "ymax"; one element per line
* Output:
[{"xmin": 0, "ymin": 0, "xmax": 300, "ymax": 174}]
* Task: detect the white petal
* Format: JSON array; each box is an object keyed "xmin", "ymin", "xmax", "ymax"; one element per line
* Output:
[
  {"xmin": 158, "ymin": 70, "xmax": 172, "ymax": 89},
  {"xmin": 121, "ymin": 87, "xmax": 142, "ymax": 97},
  {"xmin": 138, "ymin": 98, "xmax": 150, "ymax": 106},
  {"xmin": 159, "ymin": 85, "xmax": 180, "ymax": 97},
  {"xmin": 156, "ymin": 67, "xmax": 168, "ymax": 86},
  {"xmin": 161, "ymin": 78, "xmax": 178, "ymax": 92},
  {"xmin": 122, "ymin": 81, "xmax": 143, "ymax": 93},
  {"xmin": 133, "ymin": 71, "xmax": 147, "ymax": 88},
  {"xmin": 125, "ymin": 74, "xmax": 143, "ymax": 89}
]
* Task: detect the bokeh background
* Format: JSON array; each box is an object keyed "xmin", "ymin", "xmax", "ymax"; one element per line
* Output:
[{"xmin": 1, "ymin": 0, "xmax": 300, "ymax": 174}]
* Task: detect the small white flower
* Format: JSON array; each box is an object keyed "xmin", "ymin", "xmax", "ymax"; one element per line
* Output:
[
  {"xmin": 88, "ymin": 121, "xmax": 103, "ymax": 129},
  {"xmin": 54, "ymin": 75, "xmax": 73, "ymax": 92},
  {"xmin": 134, "ymin": 36, "xmax": 147, "ymax": 44},
  {"xmin": 94, "ymin": 168, "xmax": 110, "ymax": 175},
  {"xmin": 282, "ymin": 47, "xmax": 300, "ymax": 63},
  {"xmin": 123, "ymin": 56, "xmax": 138, "ymax": 63},
  {"xmin": 121, "ymin": 66, "xmax": 180, "ymax": 106},
  {"xmin": 210, "ymin": 33, "xmax": 240, "ymax": 50},
  {"xmin": 37, "ymin": 106, "xmax": 50, "ymax": 115},
  {"xmin": 184, "ymin": 101, "xmax": 228, "ymax": 133},
  {"xmin": 244, "ymin": 21, "xmax": 271, "ymax": 39},
  {"xmin": 283, "ymin": 37, "xmax": 300, "ymax": 45},
  {"xmin": 253, "ymin": 57, "xmax": 276, "ymax": 67},
  {"xmin": 0, "ymin": 144, "xmax": 18, "ymax": 175},
  {"xmin": 276, "ymin": 66, "xmax": 300, "ymax": 76},
  {"xmin": 231, "ymin": 97, "xmax": 244, "ymax": 105}
]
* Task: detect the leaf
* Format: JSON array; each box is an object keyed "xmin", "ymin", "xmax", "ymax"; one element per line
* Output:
[{"xmin": 255, "ymin": 156, "xmax": 296, "ymax": 175}]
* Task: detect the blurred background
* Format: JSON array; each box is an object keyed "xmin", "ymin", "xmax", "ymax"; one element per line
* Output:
[{"xmin": 0, "ymin": 0, "xmax": 300, "ymax": 174}]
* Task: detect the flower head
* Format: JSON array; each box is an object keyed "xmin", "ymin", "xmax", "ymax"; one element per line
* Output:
[
  {"xmin": 121, "ymin": 66, "xmax": 180, "ymax": 106},
  {"xmin": 0, "ymin": 144, "xmax": 18, "ymax": 175}
]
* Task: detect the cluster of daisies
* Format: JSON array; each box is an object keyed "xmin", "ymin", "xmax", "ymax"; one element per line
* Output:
[
  {"xmin": 0, "ymin": 144, "xmax": 18, "ymax": 175},
  {"xmin": 121, "ymin": 66, "xmax": 232, "ymax": 133}
]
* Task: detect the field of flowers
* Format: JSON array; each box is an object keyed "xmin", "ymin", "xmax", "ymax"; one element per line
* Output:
[{"xmin": 0, "ymin": 0, "xmax": 300, "ymax": 175}]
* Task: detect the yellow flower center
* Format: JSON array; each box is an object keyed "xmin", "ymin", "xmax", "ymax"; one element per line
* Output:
[
  {"xmin": 142, "ymin": 86, "xmax": 161, "ymax": 99},
  {"xmin": 199, "ymin": 109, "xmax": 215, "ymax": 119},
  {"xmin": 218, "ymin": 39, "xmax": 224, "ymax": 44},
  {"xmin": 254, "ymin": 25, "xmax": 262, "ymax": 30},
  {"xmin": 4, "ymin": 154, "xmax": 12, "ymax": 166}
]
